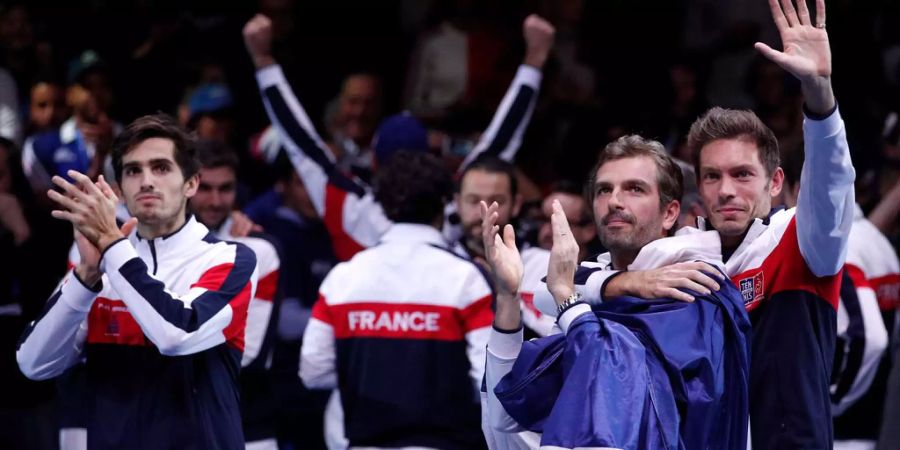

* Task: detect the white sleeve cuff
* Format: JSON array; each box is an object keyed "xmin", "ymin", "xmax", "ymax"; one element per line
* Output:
[
  {"xmin": 488, "ymin": 327, "xmax": 523, "ymax": 360},
  {"xmin": 558, "ymin": 303, "xmax": 593, "ymax": 335},
  {"xmin": 584, "ymin": 270, "xmax": 622, "ymax": 305},
  {"xmin": 61, "ymin": 272, "xmax": 99, "ymax": 312},
  {"xmin": 515, "ymin": 64, "xmax": 543, "ymax": 88},
  {"xmin": 100, "ymin": 239, "xmax": 139, "ymax": 274},
  {"xmin": 803, "ymin": 106, "xmax": 842, "ymax": 138},
  {"xmin": 256, "ymin": 64, "xmax": 285, "ymax": 89}
]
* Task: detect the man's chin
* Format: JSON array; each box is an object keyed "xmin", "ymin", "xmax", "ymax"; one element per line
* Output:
[{"xmin": 711, "ymin": 218, "xmax": 750, "ymax": 236}]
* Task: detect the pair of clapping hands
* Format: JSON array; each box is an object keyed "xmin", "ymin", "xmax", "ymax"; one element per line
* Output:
[
  {"xmin": 479, "ymin": 201, "xmax": 722, "ymax": 317},
  {"xmin": 47, "ymin": 170, "xmax": 136, "ymax": 284}
]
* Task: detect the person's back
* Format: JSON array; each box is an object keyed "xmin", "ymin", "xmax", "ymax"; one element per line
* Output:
[
  {"xmin": 307, "ymin": 224, "xmax": 491, "ymax": 448},
  {"xmin": 300, "ymin": 150, "xmax": 493, "ymax": 449}
]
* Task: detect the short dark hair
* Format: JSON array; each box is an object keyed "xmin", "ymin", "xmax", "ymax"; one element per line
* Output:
[
  {"xmin": 375, "ymin": 150, "xmax": 453, "ymax": 224},
  {"xmin": 587, "ymin": 135, "xmax": 684, "ymax": 209},
  {"xmin": 458, "ymin": 155, "xmax": 518, "ymax": 198},
  {"xmin": 687, "ymin": 107, "xmax": 780, "ymax": 177},
  {"xmin": 112, "ymin": 113, "xmax": 198, "ymax": 183},
  {"xmin": 195, "ymin": 139, "xmax": 239, "ymax": 173}
]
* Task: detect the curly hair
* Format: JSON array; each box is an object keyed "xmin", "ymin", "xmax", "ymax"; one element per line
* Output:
[{"xmin": 375, "ymin": 151, "xmax": 453, "ymax": 225}]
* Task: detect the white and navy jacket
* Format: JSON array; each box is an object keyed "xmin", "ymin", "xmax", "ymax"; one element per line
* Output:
[
  {"xmin": 536, "ymin": 107, "xmax": 855, "ymax": 449},
  {"xmin": 17, "ymin": 216, "xmax": 258, "ymax": 450},
  {"xmin": 832, "ymin": 204, "xmax": 900, "ymax": 442},
  {"xmin": 212, "ymin": 217, "xmax": 282, "ymax": 445},
  {"xmin": 214, "ymin": 216, "xmax": 281, "ymax": 369},
  {"xmin": 300, "ymin": 223, "xmax": 493, "ymax": 449}
]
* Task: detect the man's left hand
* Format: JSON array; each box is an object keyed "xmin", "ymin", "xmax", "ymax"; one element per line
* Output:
[
  {"xmin": 48, "ymin": 171, "xmax": 132, "ymax": 253},
  {"xmin": 755, "ymin": 0, "xmax": 835, "ymax": 114},
  {"xmin": 547, "ymin": 200, "xmax": 579, "ymax": 305}
]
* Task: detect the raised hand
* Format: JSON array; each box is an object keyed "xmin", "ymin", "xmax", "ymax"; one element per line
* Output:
[
  {"xmin": 481, "ymin": 201, "xmax": 523, "ymax": 296},
  {"xmin": 755, "ymin": 0, "xmax": 835, "ymax": 114},
  {"xmin": 546, "ymin": 200, "xmax": 579, "ymax": 305},
  {"xmin": 70, "ymin": 175, "xmax": 137, "ymax": 285},
  {"xmin": 243, "ymin": 14, "xmax": 275, "ymax": 69},
  {"xmin": 481, "ymin": 201, "xmax": 524, "ymax": 331},
  {"xmin": 229, "ymin": 210, "xmax": 263, "ymax": 238},
  {"xmin": 523, "ymin": 14, "xmax": 556, "ymax": 69},
  {"xmin": 48, "ymin": 171, "xmax": 132, "ymax": 253}
]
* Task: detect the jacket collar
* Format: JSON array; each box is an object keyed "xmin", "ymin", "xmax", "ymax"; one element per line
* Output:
[{"xmin": 379, "ymin": 223, "xmax": 447, "ymax": 247}]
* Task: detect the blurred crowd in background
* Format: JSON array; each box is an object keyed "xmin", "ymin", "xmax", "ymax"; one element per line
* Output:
[{"xmin": 1, "ymin": 0, "xmax": 900, "ymax": 449}]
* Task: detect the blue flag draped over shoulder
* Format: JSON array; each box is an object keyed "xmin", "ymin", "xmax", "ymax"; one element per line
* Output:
[{"xmin": 494, "ymin": 281, "xmax": 752, "ymax": 450}]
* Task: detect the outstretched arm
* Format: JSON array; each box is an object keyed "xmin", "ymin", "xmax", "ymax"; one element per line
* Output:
[
  {"xmin": 460, "ymin": 15, "xmax": 554, "ymax": 169},
  {"xmin": 755, "ymin": 0, "xmax": 854, "ymax": 277},
  {"xmin": 245, "ymin": 15, "xmax": 391, "ymax": 260}
]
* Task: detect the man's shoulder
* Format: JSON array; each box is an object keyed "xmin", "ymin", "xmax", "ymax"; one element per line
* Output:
[
  {"xmin": 225, "ymin": 234, "xmax": 279, "ymax": 267},
  {"xmin": 629, "ymin": 231, "xmax": 723, "ymax": 271},
  {"xmin": 193, "ymin": 233, "xmax": 258, "ymax": 271}
]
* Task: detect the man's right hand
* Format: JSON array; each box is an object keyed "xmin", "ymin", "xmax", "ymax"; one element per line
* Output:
[
  {"xmin": 481, "ymin": 201, "xmax": 524, "ymax": 331},
  {"xmin": 243, "ymin": 14, "xmax": 276, "ymax": 69},
  {"xmin": 523, "ymin": 14, "xmax": 555, "ymax": 69},
  {"xmin": 603, "ymin": 261, "xmax": 722, "ymax": 303}
]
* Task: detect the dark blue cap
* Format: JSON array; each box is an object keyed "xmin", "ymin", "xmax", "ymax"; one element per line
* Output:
[
  {"xmin": 188, "ymin": 83, "xmax": 234, "ymax": 118},
  {"xmin": 372, "ymin": 113, "xmax": 429, "ymax": 164}
]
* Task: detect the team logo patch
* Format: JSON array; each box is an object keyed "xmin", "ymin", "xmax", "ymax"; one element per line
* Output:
[{"xmin": 738, "ymin": 272, "xmax": 764, "ymax": 306}]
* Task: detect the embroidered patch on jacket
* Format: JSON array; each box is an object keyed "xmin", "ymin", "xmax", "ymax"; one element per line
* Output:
[{"xmin": 739, "ymin": 271, "xmax": 765, "ymax": 306}]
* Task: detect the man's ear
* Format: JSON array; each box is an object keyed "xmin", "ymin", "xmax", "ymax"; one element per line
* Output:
[
  {"xmin": 769, "ymin": 167, "xmax": 784, "ymax": 198},
  {"xmin": 183, "ymin": 173, "xmax": 200, "ymax": 198},
  {"xmin": 662, "ymin": 200, "xmax": 680, "ymax": 233}
]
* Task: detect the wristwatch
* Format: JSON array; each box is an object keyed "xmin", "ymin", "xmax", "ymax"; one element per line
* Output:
[{"xmin": 556, "ymin": 292, "xmax": 583, "ymax": 316}]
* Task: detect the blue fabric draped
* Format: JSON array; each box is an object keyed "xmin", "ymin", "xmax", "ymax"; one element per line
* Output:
[{"xmin": 495, "ymin": 281, "xmax": 752, "ymax": 450}]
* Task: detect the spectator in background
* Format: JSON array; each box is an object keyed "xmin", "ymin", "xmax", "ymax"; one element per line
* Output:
[
  {"xmin": 191, "ymin": 139, "xmax": 283, "ymax": 450},
  {"xmin": 0, "ymin": 67, "xmax": 20, "ymax": 143},
  {"xmin": 187, "ymin": 83, "xmax": 236, "ymax": 144},
  {"xmin": 536, "ymin": 180, "xmax": 598, "ymax": 262},
  {"xmin": 0, "ymin": 136, "xmax": 56, "ymax": 450},
  {"xmin": 21, "ymin": 51, "xmax": 119, "ymax": 201},
  {"xmin": 323, "ymin": 73, "xmax": 382, "ymax": 179},
  {"xmin": 0, "ymin": 4, "xmax": 37, "ymax": 102},
  {"xmin": 26, "ymin": 79, "xmax": 67, "ymax": 136},
  {"xmin": 244, "ymin": 145, "xmax": 336, "ymax": 450},
  {"xmin": 67, "ymin": 50, "xmax": 114, "ymax": 119}
]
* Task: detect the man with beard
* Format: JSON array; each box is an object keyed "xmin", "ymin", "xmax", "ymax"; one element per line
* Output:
[{"xmin": 481, "ymin": 135, "xmax": 750, "ymax": 449}]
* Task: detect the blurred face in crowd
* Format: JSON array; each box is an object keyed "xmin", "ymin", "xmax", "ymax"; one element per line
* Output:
[
  {"xmin": 697, "ymin": 138, "xmax": 783, "ymax": 247},
  {"xmin": 0, "ymin": 5, "xmax": 32, "ymax": 51},
  {"xmin": 29, "ymin": 82, "xmax": 66, "ymax": 131},
  {"xmin": 279, "ymin": 171, "xmax": 318, "ymax": 220},
  {"xmin": 80, "ymin": 71, "xmax": 114, "ymax": 114},
  {"xmin": 456, "ymin": 168, "xmax": 522, "ymax": 254},
  {"xmin": 538, "ymin": 192, "xmax": 595, "ymax": 252},
  {"xmin": 191, "ymin": 166, "xmax": 237, "ymax": 230},
  {"xmin": 195, "ymin": 114, "xmax": 234, "ymax": 143},
  {"xmin": 592, "ymin": 156, "xmax": 678, "ymax": 267},
  {"xmin": 120, "ymin": 138, "xmax": 198, "ymax": 234},
  {"xmin": 334, "ymin": 74, "xmax": 381, "ymax": 146}
]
